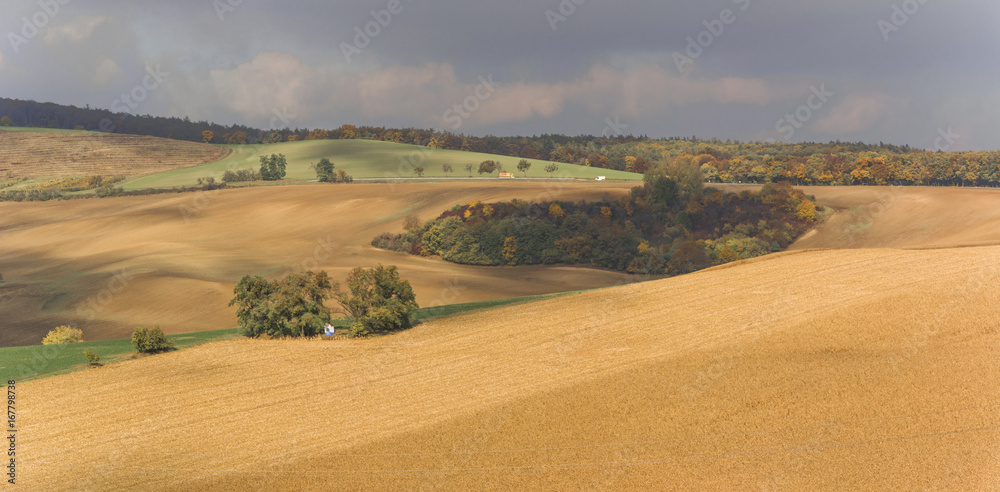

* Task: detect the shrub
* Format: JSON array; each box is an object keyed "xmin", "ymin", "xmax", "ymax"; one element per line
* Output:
[
  {"xmin": 42, "ymin": 325, "xmax": 83, "ymax": 345},
  {"xmin": 334, "ymin": 169, "xmax": 353, "ymax": 183},
  {"xmin": 84, "ymin": 349, "xmax": 101, "ymax": 365},
  {"xmin": 131, "ymin": 326, "xmax": 175, "ymax": 353},
  {"xmin": 222, "ymin": 168, "xmax": 261, "ymax": 183}
]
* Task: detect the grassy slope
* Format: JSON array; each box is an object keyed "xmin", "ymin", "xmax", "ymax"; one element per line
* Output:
[
  {"xmin": 122, "ymin": 139, "xmax": 641, "ymax": 190},
  {"xmin": 0, "ymin": 291, "xmax": 583, "ymax": 383},
  {"xmin": 0, "ymin": 328, "xmax": 240, "ymax": 382}
]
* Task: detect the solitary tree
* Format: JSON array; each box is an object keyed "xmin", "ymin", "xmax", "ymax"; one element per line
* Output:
[
  {"xmin": 334, "ymin": 265, "xmax": 418, "ymax": 337},
  {"xmin": 478, "ymin": 160, "xmax": 498, "ymax": 175},
  {"xmin": 517, "ymin": 159, "xmax": 532, "ymax": 177},
  {"xmin": 131, "ymin": 326, "xmax": 175, "ymax": 353},
  {"xmin": 464, "ymin": 163, "xmax": 474, "ymax": 177},
  {"xmin": 315, "ymin": 158, "xmax": 335, "ymax": 182},
  {"xmin": 259, "ymin": 154, "xmax": 288, "ymax": 181},
  {"xmin": 84, "ymin": 349, "xmax": 101, "ymax": 366},
  {"xmin": 414, "ymin": 166, "xmax": 425, "ymax": 178},
  {"xmin": 544, "ymin": 163, "xmax": 559, "ymax": 175},
  {"xmin": 442, "ymin": 163, "xmax": 454, "ymax": 177}
]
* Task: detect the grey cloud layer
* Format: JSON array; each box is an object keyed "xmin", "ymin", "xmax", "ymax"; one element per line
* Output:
[{"xmin": 0, "ymin": 0, "xmax": 997, "ymax": 149}]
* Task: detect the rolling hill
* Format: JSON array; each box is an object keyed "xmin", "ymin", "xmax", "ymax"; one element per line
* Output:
[
  {"xmin": 0, "ymin": 128, "xmax": 229, "ymax": 180},
  {"xmin": 16, "ymin": 245, "xmax": 1000, "ymax": 490},
  {"xmin": 9, "ymin": 183, "xmax": 1000, "ymax": 489},
  {"xmin": 121, "ymin": 138, "xmax": 641, "ymax": 190},
  {"xmin": 0, "ymin": 182, "xmax": 637, "ymax": 347}
]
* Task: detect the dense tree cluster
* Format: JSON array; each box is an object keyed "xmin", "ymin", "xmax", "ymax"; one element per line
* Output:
[
  {"xmin": 334, "ymin": 265, "xmax": 418, "ymax": 337},
  {"xmin": 373, "ymin": 171, "xmax": 819, "ymax": 275},
  {"xmin": 258, "ymin": 154, "xmax": 287, "ymax": 181},
  {"xmin": 230, "ymin": 271, "xmax": 337, "ymax": 338},
  {"xmin": 229, "ymin": 267, "xmax": 418, "ymax": 338}
]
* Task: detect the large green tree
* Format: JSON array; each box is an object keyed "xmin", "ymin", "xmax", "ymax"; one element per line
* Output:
[
  {"xmin": 230, "ymin": 271, "xmax": 336, "ymax": 337},
  {"xmin": 478, "ymin": 160, "xmax": 499, "ymax": 175},
  {"xmin": 259, "ymin": 153, "xmax": 288, "ymax": 181},
  {"xmin": 334, "ymin": 265, "xmax": 418, "ymax": 337},
  {"xmin": 315, "ymin": 158, "xmax": 335, "ymax": 182}
]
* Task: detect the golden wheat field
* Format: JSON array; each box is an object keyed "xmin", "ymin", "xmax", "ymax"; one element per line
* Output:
[
  {"xmin": 0, "ymin": 130, "xmax": 229, "ymax": 179},
  {"xmin": 0, "ymin": 182, "xmax": 636, "ymax": 346},
  {"xmin": 10, "ymin": 183, "xmax": 1000, "ymax": 490},
  {"xmin": 17, "ymin": 245, "xmax": 1000, "ymax": 490}
]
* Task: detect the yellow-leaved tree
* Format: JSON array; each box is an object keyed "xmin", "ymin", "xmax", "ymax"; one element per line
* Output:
[{"xmin": 42, "ymin": 325, "xmax": 83, "ymax": 345}]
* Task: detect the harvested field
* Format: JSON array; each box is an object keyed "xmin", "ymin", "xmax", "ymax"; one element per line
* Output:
[
  {"xmin": 0, "ymin": 182, "xmax": 636, "ymax": 346},
  {"xmin": 715, "ymin": 184, "xmax": 1000, "ymax": 250},
  {"xmin": 0, "ymin": 129, "xmax": 229, "ymax": 179},
  {"xmin": 18, "ymin": 245, "xmax": 1000, "ymax": 490}
]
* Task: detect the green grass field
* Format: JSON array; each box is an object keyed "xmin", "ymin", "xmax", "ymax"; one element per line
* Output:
[
  {"xmin": 0, "ymin": 290, "xmax": 589, "ymax": 382},
  {"xmin": 122, "ymin": 139, "xmax": 641, "ymax": 190},
  {"xmin": 0, "ymin": 328, "xmax": 242, "ymax": 383}
]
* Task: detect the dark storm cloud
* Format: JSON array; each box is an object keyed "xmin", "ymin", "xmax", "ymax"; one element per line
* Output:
[{"xmin": 0, "ymin": 0, "xmax": 997, "ymax": 149}]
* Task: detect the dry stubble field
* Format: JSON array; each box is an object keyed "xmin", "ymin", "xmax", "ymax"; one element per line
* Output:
[
  {"xmin": 0, "ymin": 130, "xmax": 229, "ymax": 179},
  {"xmin": 0, "ymin": 182, "xmax": 635, "ymax": 346},
  {"xmin": 19, "ymin": 246, "xmax": 1000, "ymax": 490},
  {"xmin": 11, "ymin": 183, "xmax": 1000, "ymax": 490}
]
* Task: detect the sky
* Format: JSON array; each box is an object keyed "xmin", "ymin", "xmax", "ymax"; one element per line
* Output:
[{"xmin": 1, "ymin": 0, "xmax": 997, "ymax": 150}]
